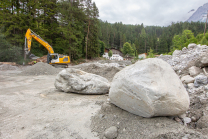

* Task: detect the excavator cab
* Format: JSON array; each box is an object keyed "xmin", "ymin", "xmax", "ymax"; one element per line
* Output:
[
  {"xmin": 50, "ymin": 53, "xmax": 59, "ymax": 63},
  {"xmin": 47, "ymin": 53, "xmax": 70, "ymax": 67}
]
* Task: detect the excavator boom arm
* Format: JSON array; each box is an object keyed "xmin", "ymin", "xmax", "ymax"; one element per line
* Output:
[{"xmin": 25, "ymin": 29, "xmax": 54, "ymax": 54}]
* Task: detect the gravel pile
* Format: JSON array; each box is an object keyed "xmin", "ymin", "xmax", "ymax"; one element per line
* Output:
[
  {"xmin": 69, "ymin": 63, "xmax": 121, "ymax": 82},
  {"xmin": 0, "ymin": 64, "xmax": 18, "ymax": 70},
  {"xmin": 91, "ymin": 102, "xmax": 208, "ymax": 139},
  {"xmin": 95, "ymin": 60, "xmax": 132, "ymax": 67},
  {"xmin": 20, "ymin": 62, "xmax": 61, "ymax": 75}
]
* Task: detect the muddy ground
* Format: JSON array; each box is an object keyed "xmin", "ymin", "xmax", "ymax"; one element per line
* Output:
[{"xmin": 0, "ymin": 62, "xmax": 208, "ymax": 139}]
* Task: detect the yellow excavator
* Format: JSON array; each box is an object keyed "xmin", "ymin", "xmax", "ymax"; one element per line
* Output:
[{"xmin": 24, "ymin": 29, "xmax": 70, "ymax": 66}]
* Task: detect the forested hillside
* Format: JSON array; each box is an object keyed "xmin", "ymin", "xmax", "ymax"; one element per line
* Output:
[
  {"xmin": 99, "ymin": 21, "xmax": 206, "ymax": 54},
  {"xmin": 0, "ymin": 0, "xmax": 208, "ymax": 63},
  {"xmin": 0, "ymin": 0, "xmax": 99, "ymax": 62}
]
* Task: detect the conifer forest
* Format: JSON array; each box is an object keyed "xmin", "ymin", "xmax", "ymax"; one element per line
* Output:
[{"xmin": 0, "ymin": 0, "xmax": 208, "ymax": 62}]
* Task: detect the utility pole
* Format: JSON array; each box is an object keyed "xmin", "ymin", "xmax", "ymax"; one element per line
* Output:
[{"xmin": 204, "ymin": 10, "xmax": 208, "ymax": 36}]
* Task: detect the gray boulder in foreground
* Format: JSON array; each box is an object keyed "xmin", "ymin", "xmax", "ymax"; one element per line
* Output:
[
  {"xmin": 109, "ymin": 58, "xmax": 190, "ymax": 118},
  {"xmin": 55, "ymin": 68, "xmax": 110, "ymax": 94}
]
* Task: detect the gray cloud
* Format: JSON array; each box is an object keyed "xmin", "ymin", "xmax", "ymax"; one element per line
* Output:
[{"xmin": 93, "ymin": 0, "xmax": 208, "ymax": 26}]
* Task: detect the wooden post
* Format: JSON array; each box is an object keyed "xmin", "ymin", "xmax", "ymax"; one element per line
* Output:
[{"xmin": 204, "ymin": 10, "xmax": 208, "ymax": 36}]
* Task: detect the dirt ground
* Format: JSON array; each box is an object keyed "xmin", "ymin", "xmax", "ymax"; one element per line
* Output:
[
  {"xmin": 0, "ymin": 69, "xmax": 107, "ymax": 139},
  {"xmin": 0, "ymin": 63, "xmax": 208, "ymax": 139}
]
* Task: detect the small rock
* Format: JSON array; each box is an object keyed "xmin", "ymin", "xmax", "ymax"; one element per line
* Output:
[
  {"xmin": 200, "ymin": 98, "xmax": 208, "ymax": 104},
  {"xmin": 183, "ymin": 117, "xmax": 191, "ymax": 124},
  {"xmin": 197, "ymin": 115, "xmax": 208, "ymax": 129},
  {"xmin": 172, "ymin": 50, "xmax": 181, "ymax": 57},
  {"xmin": 178, "ymin": 113, "xmax": 186, "ymax": 119},
  {"xmin": 200, "ymin": 55, "xmax": 208, "ymax": 67},
  {"xmin": 104, "ymin": 126, "xmax": 118, "ymax": 139},
  {"xmin": 99, "ymin": 114, "xmax": 105, "ymax": 118},
  {"xmin": 189, "ymin": 66, "xmax": 202, "ymax": 77},
  {"xmin": 155, "ymin": 123, "xmax": 160, "ymax": 127},
  {"xmin": 182, "ymin": 134, "xmax": 190, "ymax": 139},
  {"xmin": 188, "ymin": 43, "xmax": 197, "ymax": 49},
  {"xmin": 175, "ymin": 117, "xmax": 182, "ymax": 122},
  {"xmin": 204, "ymin": 85, "xmax": 208, "ymax": 91},
  {"xmin": 191, "ymin": 116, "xmax": 197, "ymax": 122},
  {"xmin": 182, "ymin": 47, "xmax": 187, "ymax": 51},
  {"xmin": 187, "ymin": 83, "xmax": 194, "ymax": 89},
  {"xmin": 194, "ymin": 74, "xmax": 208, "ymax": 88},
  {"xmin": 181, "ymin": 75, "xmax": 195, "ymax": 84}
]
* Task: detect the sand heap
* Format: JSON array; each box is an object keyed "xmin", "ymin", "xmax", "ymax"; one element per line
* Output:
[{"xmin": 21, "ymin": 62, "xmax": 61, "ymax": 75}]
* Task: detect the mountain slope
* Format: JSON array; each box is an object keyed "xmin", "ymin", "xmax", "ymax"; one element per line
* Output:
[{"xmin": 187, "ymin": 3, "xmax": 208, "ymax": 22}]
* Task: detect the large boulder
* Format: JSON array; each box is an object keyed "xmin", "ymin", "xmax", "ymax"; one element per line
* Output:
[
  {"xmin": 109, "ymin": 58, "xmax": 190, "ymax": 118},
  {"xmin": 55, "ymin": 68, "xmax": 110, "ymax": 94}
]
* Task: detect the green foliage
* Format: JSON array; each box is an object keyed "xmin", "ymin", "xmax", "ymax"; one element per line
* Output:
[
  {"xmin": 1, "ymin": 1, "xmax": 208, "ymax": 62},
  {"xmin": 108, "ymin": 50, "xmax": 112, "ymax": 58},
  {"xmin": 172, "ymin": 35, "xmax": 183, "ymax": 50},
  {"xmin": 0, "ymin": 33, "xmax": 22, "ymax": 62},
  {"xmin": 196, "ymin": 33, "xmax": 204, "ymax": 42},
  {"xmin": 99, "ymin": 21, "xmax": 206, "ymax": 55},
  {"xmin": 147, "ymin": 48, "xmax": 155, "ymax": 58},
  {"xmin": 199, "ymin": 36, "xmax": 208, "ymax": 45},
  {"xmin": 181, "ymin": 30, "xmax": 197, "ymax": 47},
  {"xmin": 122, "ymin": 42, "xmax": 134, "ymax": 56},
  {"xmin": 140, "ymin": 28, "xmax": 146, "ymax": 39},
  {"xmin": 131, "ymin": 43, "xmax": 137, "ymax": 57},
  {"xmin": 205, "ymin": 32, "xmax": 208, "ymax": 40},
  {"xmin": 171, "ymin": 30, "xmax": 197, "ymax": 52},
  {"xmin": 0, "ymin": 0, "xmax": 100, "ymax": 62},
  {"xmin": 99, "ymin": 40, "xmax": 105, "ymax": 56}
]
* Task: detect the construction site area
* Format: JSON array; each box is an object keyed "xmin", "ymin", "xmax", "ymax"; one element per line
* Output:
[{"xmin": 1, "ymin": 43, "xmax": 208, "ymax": 139}]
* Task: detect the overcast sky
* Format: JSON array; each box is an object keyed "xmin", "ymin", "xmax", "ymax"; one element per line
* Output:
[{"xmin": 92, "ymin": 0, "xmax": 208, "ymax": 26}]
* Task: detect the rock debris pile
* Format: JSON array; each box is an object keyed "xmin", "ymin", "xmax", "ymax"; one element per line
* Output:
[
  {"xmin": 158, "ymin": 43, "xmax": 208, "ymax": 129},
  {"xmin": 158, "ymin": 43, "xmax": 208, "ymax": 75},
  {"xmin": 21, "ymin": 62, "xmax": 60, "ymax": 75},
  {"xmin": 68, "ymin": 63, "xmax": 121, "ymax": 82}
]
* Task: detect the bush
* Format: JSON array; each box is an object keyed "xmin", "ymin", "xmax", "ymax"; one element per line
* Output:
[
  {"xmin": 0, "ymin": 33, "xmax": 23, "ymax": 62},
  {"xmin": 199, "ymin": 36, "xmax": 208, "ymax": 45},
  {"xmin": 147, "ymin": 48, "xmax": 155, "ymax": 58}
]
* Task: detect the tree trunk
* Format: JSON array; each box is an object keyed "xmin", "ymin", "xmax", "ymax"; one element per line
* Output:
[
  {"xmin": 69, "ymin": 40, "xmax": 71, "ymax": 61},
  {"xmin": 86, "ymin": 20, "xmax": 90, "ymax": 60},
  {"xmin": 204, "ymin": 10, "xmax": 208, "ymax": 36}
]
